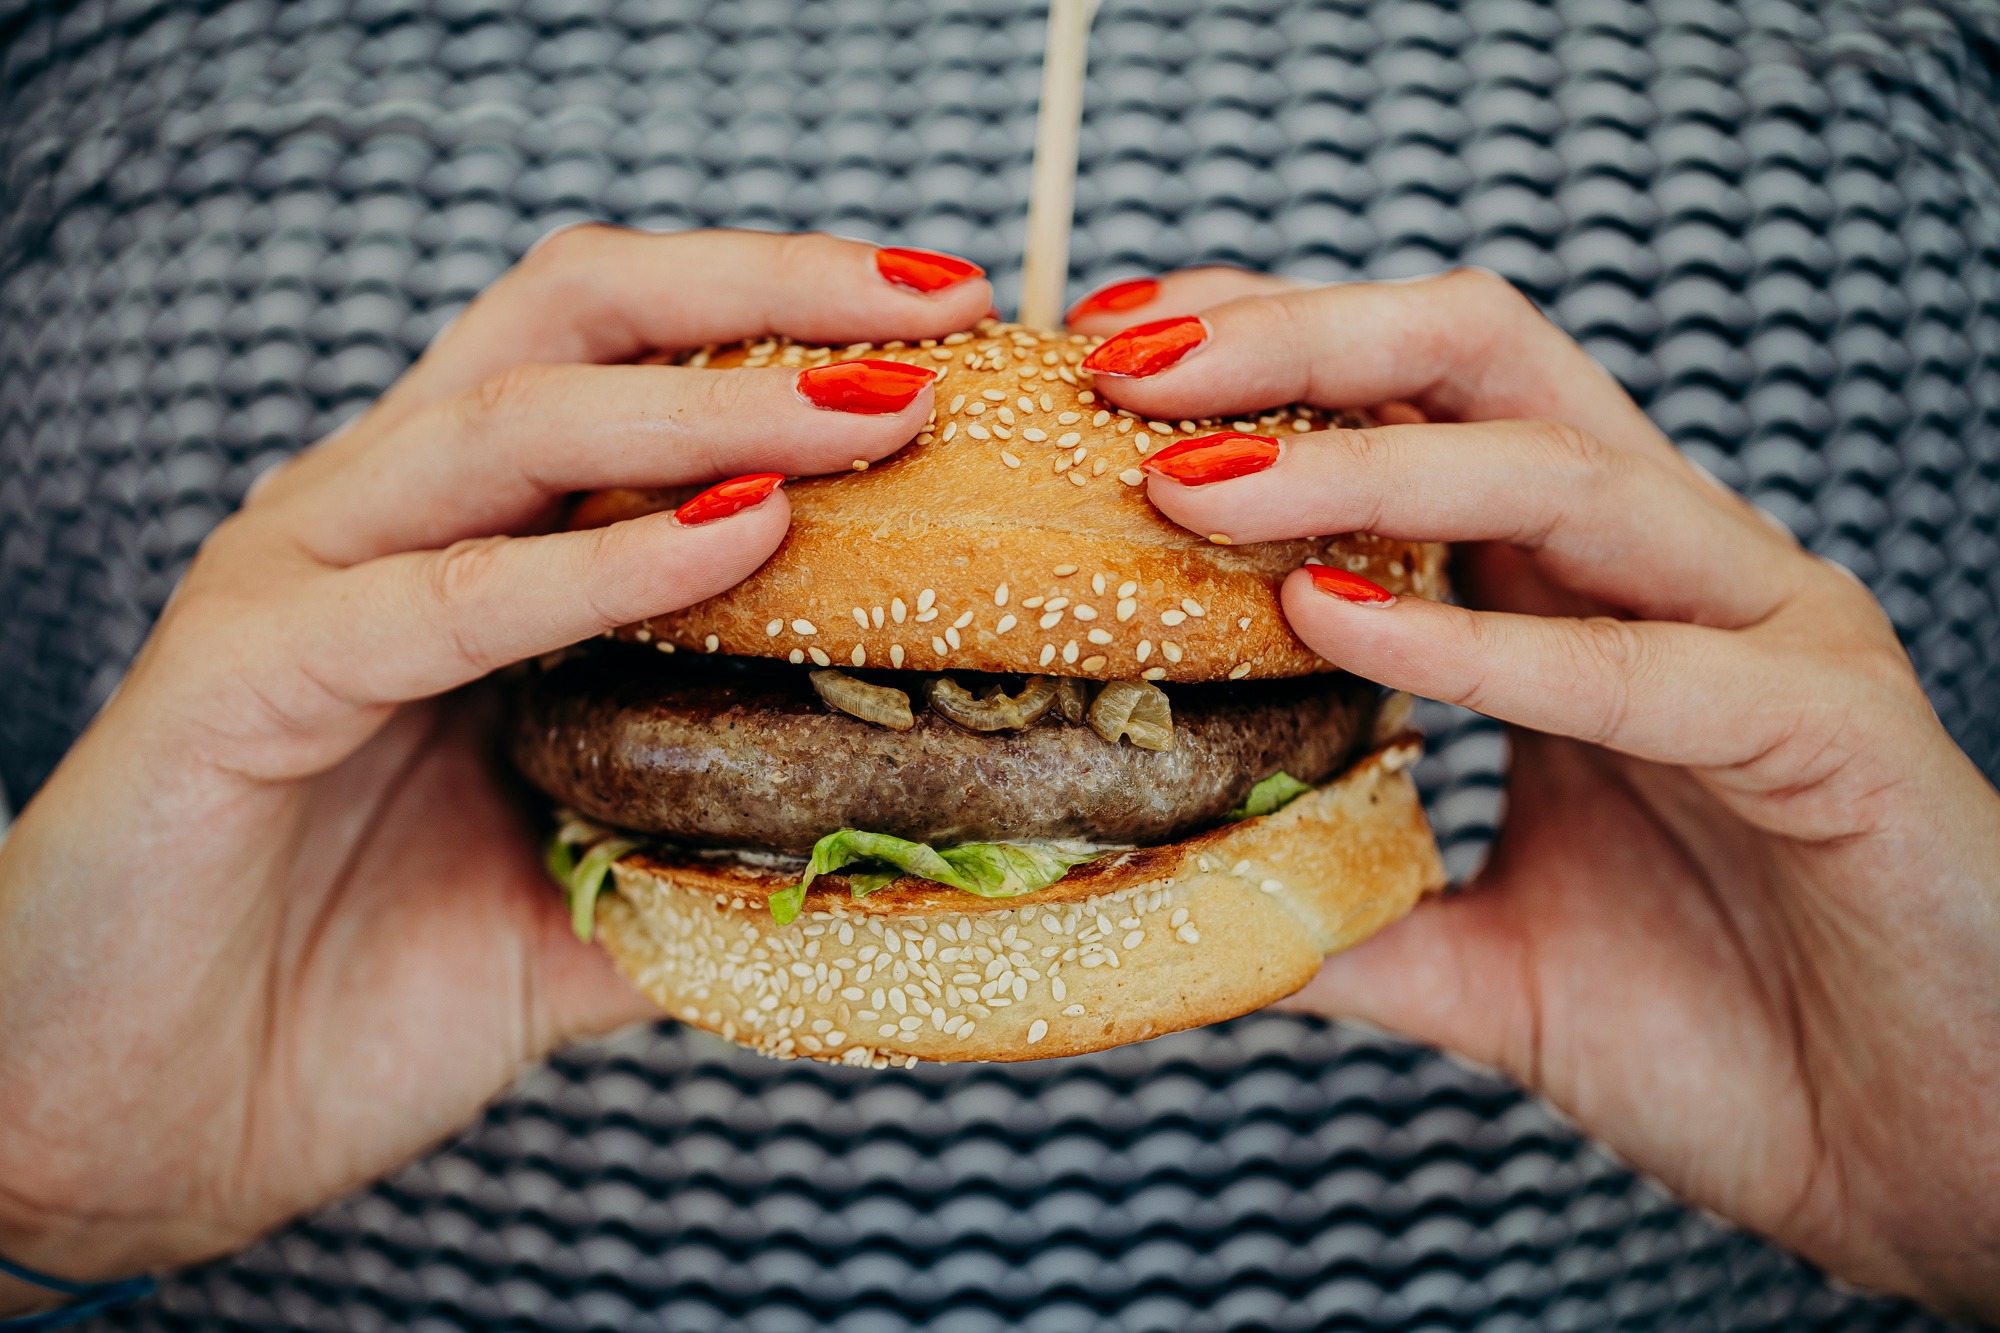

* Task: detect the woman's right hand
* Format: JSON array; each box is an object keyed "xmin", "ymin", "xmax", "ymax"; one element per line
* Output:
[{"xmin": 0, "ymin": 227, "xmax": 990, "ymax": 1302}]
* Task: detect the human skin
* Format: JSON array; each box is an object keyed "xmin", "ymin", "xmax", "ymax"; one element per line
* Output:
[
  {"xmin": 0, "ymin": 227, "xmax": 991, "ymax": 1313},
  {"xmin": 1, "ymin": 237, "xmax": 1995, "ymax": 1320},
  {"xmin": 1071, "ymin": 267, "xmax": 2000, "ymax": 1320}
]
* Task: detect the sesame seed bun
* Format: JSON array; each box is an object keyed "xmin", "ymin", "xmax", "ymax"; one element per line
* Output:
[
  {"xmin": 572, "ymin": 321, "xmax": 1447, "ymax": 682},
  {"xmin": 591, "ymin": 737, "xmax": 1444, "ymax": 1065}
]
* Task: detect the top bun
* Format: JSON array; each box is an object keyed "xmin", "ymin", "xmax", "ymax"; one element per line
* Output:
[{"xmin": 573, "ymin": 321, "xmax": 1446, "ymax": 682}]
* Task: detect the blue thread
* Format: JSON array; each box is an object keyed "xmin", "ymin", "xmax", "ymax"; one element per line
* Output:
[{"xmin": 0, "ymin": 1254, "xmax": 155, "ymax": 1331}]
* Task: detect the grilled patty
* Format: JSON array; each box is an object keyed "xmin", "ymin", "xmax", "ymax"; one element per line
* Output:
[{"xmin": 509, "ymin": 645, "xmax": 1380, "ymax": 853}]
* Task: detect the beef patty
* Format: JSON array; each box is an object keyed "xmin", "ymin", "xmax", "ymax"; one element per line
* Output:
[{"xmin": 510, "ymin": 645, "xmax": 1380, "ymax": 853}]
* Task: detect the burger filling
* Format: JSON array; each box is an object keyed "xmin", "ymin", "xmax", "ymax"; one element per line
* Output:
[{"xmin": 515, "ymin": 642, "xmax": 1386, "ymax": 926}]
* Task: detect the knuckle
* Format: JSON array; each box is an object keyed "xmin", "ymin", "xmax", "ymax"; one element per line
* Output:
[
  {"xmin": 1568, "ymin": 616, "xmax": 1654, "ymax": 743},
  {"xmin": 426, "ymin": 534, "xmax": 512, "ymax": 609},
  {"xmin": 520, "ymin": 220, "xmax": 622, "ymax": 274},
  {"xmin": 463, "ymin": 361, "xmax": 555, "ymax": 428},
  {"xmin": 1439, "ymin": 265, "xmax": 1534, "ymax": 319}
]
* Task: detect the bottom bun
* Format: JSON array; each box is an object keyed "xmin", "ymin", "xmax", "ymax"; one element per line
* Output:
[{"xmin": 595, "ymin": 739, "xmax": 1446, "ymax": 1065}]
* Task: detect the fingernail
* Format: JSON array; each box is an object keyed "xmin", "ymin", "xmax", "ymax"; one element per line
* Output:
[
  {"xmin": 1141, "ymin": 431, "xmax": 1281, "ymax": 486},
  {"xmin": 675, "ymin": 473, "xmax": 785, "ymax": 526},
  {"xmin": 1066, "ymin": 276, "xmax": 1160, "ymax": 323},
  {"xmin": 876, "ymin": 246, "xmax": 986, "ymax": 293},
  {"xmin": 1374, "ymin": 400, "xmax": 1428, "ymax": 426},
  {"xmin": 1081, "ymin": 314, "xmax": 1208, "ymax": 377},
  {"xmin": 1308, "ymin": 565, "xmax": 1396, "ymax": 605},
  {"xmin": 797, "ymin": 359, "xmax": 937, "ymax": 414}
]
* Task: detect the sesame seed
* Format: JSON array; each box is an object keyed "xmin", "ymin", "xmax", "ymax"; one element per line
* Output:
[
  {"xmin": 1091, "ymin": 573, "xmax": 1106, "ymax": 595},
  {"xmin": 945, "ymin": 627, "xmax": 961, "ymax": 649},
  {"xmin": 852, "ymin": 645, "xmax": 867, "ymax": 667},
  {"xmin": 1072, "ymin": 445, "xmax": 1087, "ymax": 464},
  {"xmin": 852, "ymin": 459, "xmax": 869, "ymax": 471},
  {"xmin": 1177, "ymin": 924, "xmax": 1201, "ymax": 944},
  {"xmin": 1058, "ymin": 411, "xmax": 1080, "ymax": 425},
  {"xmin": 852, "ymin": 608, "xmax": 869, "ymax": 629},
  {"xmin": 1142, "ymin": 666, "xmax": 1167, "ymax": 680},
  {"xmin": 1123, "ymin": 930, "xmax": 1144, "ymax": 949},
  {"xmin": 994, "ymin": 583, "xmax": 1009, "ymax": 606},
  {"xmin": 792, "ymin": 619, "xmax": 817, "ymax": 635},
  {"xmin": 1092, "ymin": 458, "xmax": 1107, "ymax": 475},
  {"xmin": 1079, "ymin": 390, "xmax": 1097, "ymax": 403},
  {"xmin": 953, "ymin": 610, "xmax": 974, "ymax": 629},
  {"xmin": 1136, "ymin": 639, "xmax": 1152, "ymax": 661},
  {"xmin": 968, "ymin": 401, "xmax": 986, "ymax": 415},
  {"xmin": 1230, "ymin": 662, "xmax": 1253, "ymax": 679},
  {"xmin": 982, "ymin": 389, "xmax": 1007, "ymax": 402},
  {"xmin": 809, "ymin": 647, "xmax": 831, "ymax": 667},
  {"xmin": 1063, "ymin": 1003, "xmax": 1085, "ymax": 1016},
  {"xmin": 892, "ymin": 598, "xmax": 907, "ymax": 623},
  {"xmin": 1002, "ymin": 452, "xmax": 1022, "ymax": 468},
  {"xmin": 1209, "ymin": 533, "xmax": 1233, "ymax": 545},
  {"xmin": 705, "ymin": 634, "xmax": 720, "ymax": 652},
  {"xmin": 1238, "ymin": 617, "xmax": 1252, "ymax": 630},
  {"xmin": 932, "ymin": 635, "xmax": 948, "ymax": 655},
  {"xmin": 996, "ymin": 614, "xmax": 1018, "ymax": 633},
  {"xmin": 1118, "ymin": 468, "xmax": 1144, "ymax": 486},
  {"xmin": 1081, "ymin": 654, "xmax": 1108, "ymax": 671},
  {"xmin": 1162, "ymin": 642, "xmax": 1183, "ymax": 663},
  {"xmin": 1052, "ymin": 977, "xmax": 1067, "ymax": 1002},
  {"xmin": 1116, "ymin": 598, "xmax": 1138, "ymax": 622},
  {"xmin": 1294, "ymin": 418, "xmax": 1312, "ymax": 432},
  {"xmin": 1039, "ymin": 611, "xmax": 1063, "ymax": 629},
  {"xmin": 1182, "ymin": 598, "xmax": 1206, "ymax": 617},
  {"xmin": 1062, "ymin": 641, "xmax": 1079, "ymax": 664},
  {"xmin": 1160, "ymin": 609, "xmax": 1187, "ymax": 627},
  {"xmin": 950, "ymin": 394, "xmax": 966, "ymax": 412},
  {"xmin": 1040, "ymin": 394, "xmax": 1055, "ymax": 411},
  {"xmin": 1261, "ymin": 879, "xmax": 1285, "ymax": 894},
  {"xmin": 994, "ymin": 425, "xmax": 1012, "ymax": 440},
  {"xmin": 1171, "ymin": 908, "xmax": 1189, "ymax": 928},
  {"xmin": 890, "ymin": 644, "xmax": 905, "ymax": 668},
  {"xmin": 1017, "ymin": 396, "xmax": 1034, "ymax": 412},
  {"xmin": 1072, "ymin": 604, "xmax": 1097, "ymax": 621},
  {"xmin": 1068, "ymin": 472, "xmax": 1086, "ymax": 486},
  {"xmin": 1039, "ymin": 644, "xmax": 1056, "ymax": 666},
  {"xmin": 766, "ymin": 619, "xmax": 783, "ymax": 637},
  {"xmin": 1058, "ymin": 432, "xmax": 1082, "ymax": 448},
  {"xmin": 968, "ymin": 424, "xmax": 990, "ymax": 440},
  {"xmin": 918, "ymin": 589, "xmax": 935, "ymax": 612},
  {"xmin": 1087, "ymin": 628, "xmax": 1112, "ymax": 645},
  {"xmin": 1053, "ymin": 564, "xmax": 1077, "ymax": 576},
  {"xmin": 1118, "ymin": 418, "xmax": 1135, "ymax": 434},
  {"xmin": 1028, "ymin": 1019, "xmax": 1049, "ymax": 1044},
  {"xmin": 942, "ymin": 422, "xmax": 958, "ymax": 442},
  {"xmin": 1149, "ymin": 422, "xmax": 1173, "ymax": 436},
  {"xmin": 1046, "ymin": 597, "xmax": 1069, "ymax": 610},
  {"xmin": 872, "ymin": 606, "xmax": 886, "ymax": 628},
  {"xmin": 1023, "ymin": 596, "xmax": 1044, "ymax": 609},
  {"xmin": 790, "ymin": 649, "xmax": 806, "ymax": 664},
  {"xmin": 1023, "ymin": 427, "xmax": 1047, "ymax": 442},
  {"xmin": 1180, "ymin": 419, "xmax": 1197, "ymax": 432},
  {"xmin": 1054, "ymin": 455, "xmax": 1070, "ymax": 473}
]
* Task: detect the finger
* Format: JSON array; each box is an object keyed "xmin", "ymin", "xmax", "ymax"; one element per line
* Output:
[
  {"xmin": 259, "ymin": 360, "xmax": 937, "ymax": 565},
  {"xmin": 278, "ymin": 490, "xmax": 790, "ymax": 712},
  {"xmin": 1277, "ymin": 570, "xmax": 1802, "ymax": 769},
  {"xmin": 1065, "ymin": 267, "xmax": 1300, "ymax": 333},
  {"xmin": 1142, "ymin": 419, "xmax": 1805, "ymax": 626},
  {"xmin": 1082, "ymin": 269, "xmax": 1668, "ymax": 457},
  {"xmin": 371, "ymin": 227, "xmax": 990, "ymax": 430}
]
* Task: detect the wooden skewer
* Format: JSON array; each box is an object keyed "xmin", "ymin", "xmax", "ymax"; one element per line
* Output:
[{"xmin": 1017, "ymin": 0, "xmax": 1101, "ymax": 330}]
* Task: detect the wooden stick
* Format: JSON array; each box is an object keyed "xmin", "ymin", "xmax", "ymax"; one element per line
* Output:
[{"xmin": 1018, "ymin": 0, "xmax": 1100, "ymax": 330}]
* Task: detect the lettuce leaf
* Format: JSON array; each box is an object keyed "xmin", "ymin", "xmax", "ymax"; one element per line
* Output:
[
  {"xmin": 769, "ymin": 830, "xmax": 1105, "ymax": 926},
  {"xmin": 1229, "ymin": 770, "xmax": 1314, "ymax": 820},
  {"xmin": 545, "ymin": 832, "xmax": 640, "ymax": 942}
]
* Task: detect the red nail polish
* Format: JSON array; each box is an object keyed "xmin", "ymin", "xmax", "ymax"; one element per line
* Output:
[
  {"xmin": 876, "ymin": 246, "xmax": 986, "ymax": 293},
  {"xmin": 1374, "ymin": 400, "xmax": 1428, "ymax": 426},
  {"xmin": 1066, "ymin": 276, "xmax": 1161, "ymax": 322},
  {"xmin": 676, "ymin": 473, "xmax": 785, "ymax": 526},
  {"xmin": 797, "ymin": 359, "xmax": 937, "ymax": 414},
  {"xmin": 1141, "ymin": 432, "xmax": 1281, "ymax": 486},
  {"xmin": 1308, "ymin": 565, "xmax": 1395, "ymax": 605},
  {"xmin": 1081, "ymin": 315, "xmax": 1208, "ymax": 377}
]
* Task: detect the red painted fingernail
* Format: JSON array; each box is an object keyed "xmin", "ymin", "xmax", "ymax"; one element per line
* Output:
[
  {"xmin": 797, "ymin": 359, "xmax": 937, "ymax": 414},
  {"xmin": 1308, "ymin": 565, "xmax": 1396, "ymax": 605},
  {"xmin": 876, "ymin": 246, "xmax": 986, "ymax": 293},
  {"xmin": 675, "ymin": 473, "xmax": 785, "ymax": 526},
  {"xmin": 1141, "ymin": 432, "xmax": 1281, "ymax": 486},
  {"xmin": 1081, "ymin": 315, "xmax": 1208, "ymax": 377},
  {"xmin": 1374, "ymin": 400, "xmax": 1428, "ymax": 426},
  {"xmin": 1067, "ymin": 276, "xmax": 1161, "ymax": 322}
]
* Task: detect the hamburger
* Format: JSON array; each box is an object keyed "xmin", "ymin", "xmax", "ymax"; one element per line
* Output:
[{"xmin": 511, "ymin": 319, "xmax": 1448, "ymax": 1067}]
